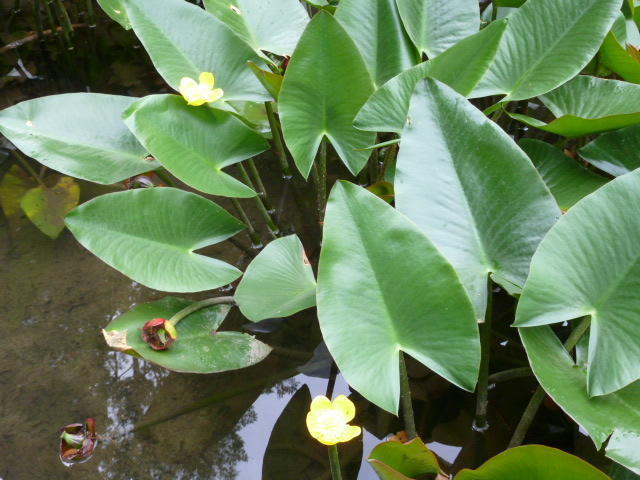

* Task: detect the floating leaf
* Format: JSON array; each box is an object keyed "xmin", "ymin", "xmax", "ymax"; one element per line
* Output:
[
  {"xmin": 123, "ymin": 0, "xmax": 269, "ymax": 101},
  {"xmin": 509, "ymin": 76, "xmax": 640, "ymax": 137},
  {"xmin": 0, "ymin": 94, "xmax": 155, "ymax": 184},
  {"xmin": 579, "ymin": 123, "xmax": 640, "ymax": 176},
  {"xmin": 335, "ymin": 0, "xmax": 418, "ymax": 87},
  {"xmin": 455, "ymin": 445, "xmax": 611, "ymax": 480},
  {"xmin": 395, "ymin": 0, "xmax": 479, "ymax": 58},
  {"xmin": 103, "ymin": 297, "xmax": 271, "ymax": 373},
  {"xmin": 520, "ymin": 326, "xmax": 640, "ymax": 473},
  {"xmin": 65, "ymin": 188, "xmax": 245, "ymax": 292},
  {"xmin": 124, "ymin": 94, "xmax": 268, "ymax": 198},
  {"xmin": 317, "ymin": 181, "xmax": 479, "ymax": 414},
  {"xmin": 279, "ymin": 12, "xmax": 375, "ymax": 178},
  {"xmin": 203, "ymin": 0, "xmax": 309, "ymax": 56},
  {"xmin": 97, "ymin": 0, "xmax": 131, "ymax": 29},
  {"xmin": 0, "ymin": 164, "xmax": 36, "ymax": 218},
  {"xmin": 396, "ymin": 79, "xmax": 559, "ymax": 320},
  {"xmin": 354, "ymin": 19, "xmax": 507, "ymax": 134},
  {"xmin": 368, "ymin": 438, "xmax": 441, "ymax": 480},
  {"xmin": 235, "ymin": 235, "xmax": 316, "ymax": 322},
  {"xmin": 601, "ymin": 32, "xmax": 640, "ymax": 84},
  {"xmin": 21, "ymin": 176, "xmax": 80, "ymax": 239},
  {"xmin": 520, "ymin": 139, "xmax": 608, "ymax": 210},
  {"xmin": 515, "ymin": 168, "xmax": 640, "ymax": 396},
  {"xmin": 473, "ymin": 0, "xmax": 621, "ymax": 101}
]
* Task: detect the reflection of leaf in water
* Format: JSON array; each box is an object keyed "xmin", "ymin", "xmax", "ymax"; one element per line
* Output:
[
  {"xmin": 263, "ymin": 385, "xmax": 363, "ymax": 480},
  {"xmin": 0, "ymin": 164, "xmax": 36, "ymax": 218}
]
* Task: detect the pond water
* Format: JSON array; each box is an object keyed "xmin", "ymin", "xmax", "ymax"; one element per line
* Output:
[{"xmin": 0, "ymin": 2, "xmax": 610, "ymax": 479}]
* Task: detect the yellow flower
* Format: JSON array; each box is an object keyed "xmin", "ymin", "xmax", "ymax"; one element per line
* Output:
[
  {"xmin": 306, "ymin": 395, "xmax": 361, "ymax": 446},
  {"xmin": 179, "ymin": 72, "xmax": 224, "ymax": 106}
]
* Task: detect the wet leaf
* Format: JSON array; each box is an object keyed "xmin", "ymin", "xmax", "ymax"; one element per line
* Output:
[
  {"xmin": 103, "ymin": 297, "xmax": 272, "ymax": 373},
  {"xmin": 396, "ymin": 79, "xmax": 559, "ymax": 320},
  {"xmin": 203, "ymin": 0, "xmax": 309, "ymax": 56},
  {"xmin": 515, "ymin": 168, "xmax": 640, "ymax": 396},
  {"xmin": 508, "ymin": 76, "xmax": 640, "ymax": 137},
  {"xmin": 65, "ymin": 187, "xmax": 245, "ymax": 292},
  {"xmin": 579, "ymin": 123, "xmax": 640, "ymax": 176},
  {"xmin": 473, "ymin": 0, "xmax": 621, "ymax": 101},
  {"xmin": 123, "ymin": 94, "xmax": 268, "ymax": 198},
  {"xmin": 21, "ymin": 176, "xmax": 80, "ymax": 239},
  {"xmin": 520, "ymin": 139, "xmax": 608, "ymax": 210},
  {"xmin": 235, "ymin": 235, "xmax": 316, "ymax": 322},
  {"xmin": 317, "ymin": 181, "xmax": 479, "ymax": 414},
  {"xmin": 0, "ymin": 94, "xmax": 155, "ymax": 184},
  {"xmin": 368, "ymin": 438, "xmax": 440, "ymax": 479},
  {"xmin": 0, "ymin": 164, "xmax": 36, "ymax": 218},
  {"xmin": 455, "ymin": 445, "xmax": 611, "ymax": 480},
  {"xmin": 279, "ymin": 12, "xmax": 375, "ymax": 178}
]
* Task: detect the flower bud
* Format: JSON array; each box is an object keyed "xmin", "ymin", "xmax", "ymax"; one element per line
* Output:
[{"xmin": 141, "ymin": 318, "xmax": 178, "ymax": 350}]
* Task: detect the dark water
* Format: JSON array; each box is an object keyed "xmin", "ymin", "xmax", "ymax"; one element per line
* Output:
[{"xmin": 0, "ymin": 1, "xmax": 609, "ymax": 479}]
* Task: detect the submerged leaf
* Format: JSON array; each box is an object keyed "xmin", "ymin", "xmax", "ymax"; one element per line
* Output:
[
  {"xmin": 0, "ymin": 164, "xmax": 36, "ymax": 218},
  {"xmin": 21, "ymin": 176, "xmax": 80, "ymax": 239}
]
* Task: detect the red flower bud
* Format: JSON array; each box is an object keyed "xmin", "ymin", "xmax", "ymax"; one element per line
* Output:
[
  {"xmin": 141, "ymin": 318, "xmax": 178, "ymax": 350},
  {"xmin": 59, "ymin": 418, "xmax": 97, "ymax": 465}
]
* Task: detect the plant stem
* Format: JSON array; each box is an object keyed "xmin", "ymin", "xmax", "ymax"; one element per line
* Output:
[
  {"xmin": 246, "ymin": 158, "xmax": 274, "ymax": 212},
  {"xmin": 507, "ymin": 317, "xmax": 591, "ymax": 448},
  {"xmin": 399, "ymin": 352, "xmax": 417, "ymax": 440},
  {"xmin": 12, "ymin": 151, "xmax": 45, "ymax": 186},
  {"xmin": 237, "ymin": 164, "xmax": 279, "ymax": 238},
  {"xmin": 168, "ymin": 297, "xmax": 235, "ymax": 327},
  {"xmin": 381, "ymin": 141, "xmax": 398, "ymax": 180},
  {"xmin": 327, "ymin": 445, "xmax": 343, "ymax": 480},
  {"xmin": 491, "ymin": 1, "xmax": 498, "ymax": 21},
  {"xmin": 153, "ymin": 169, "xmax": 175, "ymax": 187},
  {"xmin": 265, "ymin": 102, "xmax": 292, "ymax": 178},
  {"xmin": 487, "ymin": 367, "xmax": 532, "ymax": 384},
  {"xmin": 474, "ymin": 278, "xmax": 494, "ymax": 432},
  {"xmin": 230, "ymin": 198, "xmax": 262, "ymax": 247},
  {"xmin": 312, "ymin": 138, "xmax": 328, "ymax": 220}
]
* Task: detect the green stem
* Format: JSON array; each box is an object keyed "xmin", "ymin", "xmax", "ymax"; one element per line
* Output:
[
  {"xmin": 237, "ymin": 164, "xmax": 279, "ymax": 238},
  {"xmin": 34, "ymin": 0, "xmax": 44, "ymax": 41},
  {"xmin": 53, "ymin": 0, "xmax": 73, "ymax": 48},
  {"xmin": 399, "ymin": 352, "xmax": 417, "ymax": 440},
  {"xmin": 246, "ymin": 158, "xmax": 274, "ymax": 212},
  {"xmin": 381, "ymin": 141, "xmax": 398, "ymax": 180},
  {"xmin": 265, "ymin": 102, "xmax": 292, "ymax": 178},
  {"xmin": 328, "ymin": 445, "xmax": 343, "ymax": 480},
  {"xmin": 231, "ymin": 198, "xmax": 262, "ymax": 248},
  {"xmin": 13, "ymin": 151, "xmax": 45, "ymax": 187},
  {"xmin": 168, "ymin": 297, "xmax": 234, "ymax": 328},
  {"xmin": 153, "ymin": 168, "xmax": 175, "ymax": 187},
  {"xmin": 474, "ymin": 278, "xmax": 494, "ymax": 432},
  {"xmin": 312, "ymin": 138, "xmax": 328, "ymax": 218},
  {"xmin": 508, "ymin": 317, "xmax": 591, "ymax": 448},
  {"xmin": 488, "ymin": 367, "xmax": 532, "ymax": 384},
  {"xmin": 491, "ymin": 1, "xmax": 498, "ymax": 21}
]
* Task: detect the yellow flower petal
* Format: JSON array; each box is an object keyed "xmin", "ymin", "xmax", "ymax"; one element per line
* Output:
[
  {"xmin": 199, "ymin": 71, "xmax": 215, "ymax": 88},
  {"xmin": 332, "ymin": 395, "xmax": 355, "ymax": 422},
  {"xmin": 310, "ymin": 395, "xmax": 332, "ymax": 412},
  {"xmin": 204, "ymin": 88, "xmax": 224, "ymax": 104},
  {"xmin": 187, "ymin": 98, "xmax": 206, "ymax": 106},
  {"xmin": 336, "ymin": 425, "xmax": 361, "ymax": 443}
]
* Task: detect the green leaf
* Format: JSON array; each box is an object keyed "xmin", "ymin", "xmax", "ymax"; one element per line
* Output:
[
  {"xmin": 354, "ymin": 19, "xmax": 507, "ymax": 133},
  {"xmin": 519, "ymin": 326, "xmax": 640, "ymax": 472},
  {"xmin": 515, "ymin": 168, "xmax": 640, "ymax": 396},
  {"xmin": 203, "ymin": 0, "xmax": 309, "ymax": 56},
  {"xmin": 0, "ymin": 164, "xmax": 36, "ymax": 218},
  {"xmin": 124, "ymin": 94, "xmax": 267, "ymax": 198},
  {"xmin": 395, "ymin": 0, "xmax": 479, "ymax": 58},
  {"xmin": 396, "ymin": 79, "xmax": 559, "ymax": 320},
  {"xmin": 611, "ymin": 463, "xmax": 640, "ymax": 479},
  {"xmin": 473, "ymin": 0, "xmax": 622, "ymax": 101},
  {"xmin": 335, "ymin": 0, "xmax": 418, "ymax": 87},
  {"xmin": 123, "ymin": 0, "xmax": 269, "ymax": 102},
  {"xmin": 235, "ymin": 235, "xmax": 316, "ymax": 321},
  {"xmin": 601, "ymin": 32, "xmax": 640, "ymax": 83},
  {"xmin": 579, "ymin": 124, "xmax": 640, "ymax": 176},
  {"xmin": 279, "ymin": 12, "xmax": 375, "ymax": 178},
  {"xmin": 508, "ymin": 76, "xmax": 640, "ymax": 137},
  {"xmin": 247, "ymin": 61, "xmax": 283, "ymax": 100},
  {"xmin": 520, "ymin": 139, "xmax": 608, "ymax": 210},
  {"xmin": 103, "ymin": 297, "xmax": 272, "ymax": 373},
  {"xmin": 0, "ymin": 94, "xmax": 155, "ymax": 184},
  {"xmin": 495, "ymin": 0, "xmax": 526, "ymax": 6},
  {"xmin": 317, "ymin": 181, "xmax": 480, "ymax": 414},
  {"xmin": 278, "ymin": 12, "xmax": 375, "ymax": 178},
  {"xmin": 368, "ymin": 438, "xmax": 440, "ymax": 480},
  {"xmin": 96, "ymin": 0, "xmax": 131, "ymax": 29},
  {"xmin": 455, "ymin": 445, "xmax": 611, "ymax": 480},
  {"xmin": 21, "ymin": 176, "xmax": 80, "ymax": 239},
  {"xmin": 65, "ymin": 187, "xmax": 245, "ymax": 292},
  {"xmin": 262, "ymin": 385, "xmax": 363, "ymax": 479}
]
